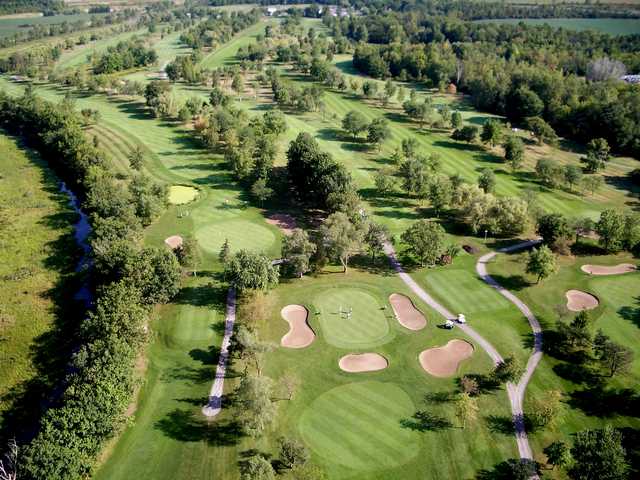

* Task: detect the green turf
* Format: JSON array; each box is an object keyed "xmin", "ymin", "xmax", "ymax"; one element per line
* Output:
[
  {"xmin": 199, "ymin": 20, "xmax": 276, "ymax": 69},
  {"xmin": 168, "ymin": 185, "xmax": 199, "ymax": 205},
  {"xmin": 298, "ymin": 381, "xmax": 420, "ymax": 471},
  {"xmin": 312, "ymin": 287, "xmax": 393, "ymax": 349},
  {"xmin": 474, "ymin": 17, "xmax": 640, "ymax": 36},
  {"xmin": 195, "ymin": 217, "xmax": 277, "ymax": 255}
]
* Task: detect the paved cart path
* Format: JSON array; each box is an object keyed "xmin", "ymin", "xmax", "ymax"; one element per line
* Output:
[{"xmin": 384, "ymin": 240, "xmax": 543, "ymax": 465}]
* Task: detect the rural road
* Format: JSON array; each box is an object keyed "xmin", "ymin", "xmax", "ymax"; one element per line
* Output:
[
  {"xmin": 202, "ymin": 287, "xmax": 236, "ymax": 417},
  {"xmin": 384, "ymin": 239, "xmax": 543, "ymax": 466}
]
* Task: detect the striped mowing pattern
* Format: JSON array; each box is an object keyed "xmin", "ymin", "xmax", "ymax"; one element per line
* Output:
[
  {"xmin": 424, "ymin": 269, "xmax": 512, "ymax": 315},
  {"xmin": 314, "ymin": 289, "xmax": 392, "ymax": 349},
  {"xmin": 298, "ymin": 381, "xmax": 420, "ymax": 471}
]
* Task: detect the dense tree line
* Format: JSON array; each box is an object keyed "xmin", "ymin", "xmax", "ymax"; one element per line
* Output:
[
  {"xmin": 0, "ymin": 90, "xmax": 179, "ymax": 479},
  {"xmin": 93, "ymin": 37, "xmax": 157, "ymax": 74},
  {"xmin": 0, "ymin": 9, "xmax": 138, "ymax": 50},
  {"xmin": 0, "ymin": 0, "xmax": 63, "ymax": 15},
  {"xmin": 343, "ymin": 14, "xmax": 640, "ymax": 157}
]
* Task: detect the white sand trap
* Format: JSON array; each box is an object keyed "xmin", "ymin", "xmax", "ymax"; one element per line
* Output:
[
  {"xmin": 581, "ymin": 263, "xmax": 636, "ymax": 275},
  {"xmin": 419, "ymin": 340, "xmax": 474, "ymax": 378},
  {"xmin": 389, "ymin": 293, "xmax": 427, "ymax": 331},
  {"xmin": 266, "ymin": 213, "xmax": 297, "ymax": 236},
  {"xmin": 566, "ymin": 290, "xmax": 599, "ymax": 312},
  {"xmin": 280, "ymin": 305, "xmax": 315, "ymax": 348},
  {"xmin": 164, "ymin": 235, "xmax": 183, "ymax": 250},
  {"xmin": 339, "ymin": 353, "xmax": 388, "ymax": 373}
]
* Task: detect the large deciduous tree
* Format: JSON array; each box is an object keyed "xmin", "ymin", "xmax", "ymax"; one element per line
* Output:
[
  {"xmin": 569, "ymin": 426, "xmax": 628, "ymax": 480},
  {"xmin": 320, "ymin": 212, "xmax": 365, "ymax": 273},
  {"xmin": 401, "ymin": 220, "xmax": 446, "ymax": 267},
  {"xmin": 225, "ymin": 250, "xmax": 279, "ymax": 292},
  {"xmin": 526, "ymin": 245, "xmax": 558, "ymax": 283}
]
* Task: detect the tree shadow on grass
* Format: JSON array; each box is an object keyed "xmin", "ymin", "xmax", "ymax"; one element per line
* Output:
[
  {"xmin": 485, "ymin": 273, "xmax": 530, "ymax": 291},
  {"xmin": 618, "ymin": 297, "xmax": 640, "ymax": 329},
  {"xmin": 485, "ymin": 415, "xmax": 516, "ymax": 436},
  {"xmin": 400, "ymin": 410, "xmax": 453, "ymax": 432},
  {"xmin": 155, "ymin": 408, "xmax": 244, "ymax": 446},
  {"xmin": 568, "ymin": 386, "xmax": 640, "ymax": 418},
  {"xmin": 476, "ymin": 458, "xmax": 542, "ymax": 480}
]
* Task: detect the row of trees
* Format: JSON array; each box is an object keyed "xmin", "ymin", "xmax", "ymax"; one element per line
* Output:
[
  {"xmin": 92, "ymin": 37, "xmax": 157, "ymax": 74},
  {"xmin": 0, "ymin": 90, "xmax": 180, "ymax": 479}
]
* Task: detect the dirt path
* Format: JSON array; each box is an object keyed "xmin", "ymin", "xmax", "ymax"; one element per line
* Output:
[
  {"xmin": 384, "ymin": 240, "xmax": 543, "ymax": 467},
  {"xmin": 202, "ymin": 287, "xmax": 236, "ymax": 417}
]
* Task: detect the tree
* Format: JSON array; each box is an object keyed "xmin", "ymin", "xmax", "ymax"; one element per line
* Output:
[
  {"xmin": 232, "ymin": 72, "xmax": 244, "ymax": 96},
  {"xmin": 278, "ymin": 437, "xmax": 310, "ymax": 469},
  {"xmin": 593, "ymin": 330, "xmax": 634, "ymax": 377},
  {"xmin": 596, "ymin": 209, "xmax": 625, "ymax": 252},
  {"xmin": 124, "ymin": 247, "xmax": 181, "ymax": 305},
  {"xmin": 535, "ymin": 158, "xmax": 561, "ymax": 187},
  {"xmin": 233, "ymin": 325, "xmax": 273, "ymax": 376},
  {"xmin": 210, "ymin": 86, "xmax": 230, "ymax": 107},
  {"xmin": 503, "ymin": 135, "xmax": 525, "ymax": 171},
  {"xmin": 175, "ymin": 236, "xmax": 201, "ymax": 275},
  {"xmin": 219, "ymin": 238, "xmax": 231, "ymax": 264},
  {"xmin": 342, "ymin": 110, "xmax": 368, "ymax": 140},
  {"xmin": 235, "ymin": 373, "xmax": 277, "ymax": 437},
  {"xmin": 240, "ymin": 455, "xmax": 275, "ymax": 480},
  {"xmin": 528, "ymin": 390, "xmax": 562, "ymax": 429},
  {"xmin": 364, "ymin": 222, "xmax": 389, "ymax": 262},
  {"xmin": 451, "ymin": 111, "xmax": 463, "ymax": 129},
  {"xmin": 281, "ymin": 229, "xmax": 316, "ymax": 278},
  {"xmin": 401, "ymin": 220, "xmax": 446, "ymax": 267},
  {"xmin": 374, "ymin": 167, "xmax": 397, "ymax": 196},
  {"xmin": 536, "ymin": 213, "xmax": 570, "ymax": 248},
  {"xmin": 225, "ymin": 250, "xmax": 279, "ymax": 292},
  {"xmin": 0, "ymin": 438, "xmax": 17, "ymax": 480},
  {"xmin": 586, "ymin": 57, "xmax": 627, "ymax": 82},
  {"xmin": 459, "ymin": 376, "xmax": 479, "ymax": 396},
  {"xmin": 526, "ymin": 245, "xmax": 558, "ymax": 283},
  {"xmin": 383, "ymin": 79, "xmax": 397, "ymax": 105},
  {"xmin": 623, "ymin": 213, "xmax": 640, "ymax": 251},
  {"xmin": 320, "ymin": 212, "xmax": 364, "ymax": 273},
  {"xmin": 492, "ymin": 355, "xmax": 522, "ymax": 383},
  {"xmin": 544, "ymin": 441, "xmax": 571, "ymax": 470},
  {"xmin": 128, "ymin": 145, "xmax": 144, "ymax": 170},
  {"xmin": 455, "ymin": 393, "xmax": 479, "ymax": 429},
  {"xmin": 428, "ymin": 175, "xmax": 452, "ymax": 215},
  {"xmin": 582, "ymin": 175, "xmax": 604, "ymax": 196},
  {"xmin": 478, "ymin": 168, "xmax": 496, "ymax": 194},
  {"xmin": 367, "ymin": 117, "xmax": 391, "ymax": 150},
  {"xmin": 362, "ymin": 80, "xmax": 378, "ymax": 98},
  {"xmin": 452, "ymin": 125, "xmax": 478, "ymax": 143},
  {"xmin": 398, "ymin": 158, "xmax": 428, "ymax": 195},
  {"xmin": 524, "ymin": 116, "xmax": 558, "ymax": 145},
  {"xmin": 569, "ymin": 426, "xmax": 628, "ymax": 480},
  {"xmin": 251, "ymin": 178, "xmax": 273, "ymax": 206},
  {"xmin": 481, "ymin": 118, "xmax": 503, "ymax": 147},
  {"xmin": 563, "ymin": 164, "xmax": 583, "ymax": 191},
  {"xmin": 582, "ymin": 138, "xmax": 610, "ymax": 173},
  {"xmin": 279, "ymin": 370, "xmax": 300, "ymax": 401}
]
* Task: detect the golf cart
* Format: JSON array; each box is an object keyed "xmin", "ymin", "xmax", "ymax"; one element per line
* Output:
[{"xmin": 457, "ymin": 314, "xmax": 467, "ymax": 324}]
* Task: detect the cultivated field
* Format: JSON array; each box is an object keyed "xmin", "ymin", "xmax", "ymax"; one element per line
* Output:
[{"xmin": 475, "ymin": 17, "xmax": 640, "ymax": 35}]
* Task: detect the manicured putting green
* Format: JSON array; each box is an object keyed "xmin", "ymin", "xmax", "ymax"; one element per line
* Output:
[
  {"xmin": 168, "ymin": 185, "xmax": 199, "ymax": 205},
  {"xmin": 314, "ymin": 288, "xmax": 391, "ymax": 348},
  {"xmin": 194, "ymin": 219, "xmax": 277, "ymax": 254},
  {"xmin": 166, "ymin": 304, "xmax": 219, "ymax": 344},
  {"xmin": 299, "ymin": 381, "xmax": 420, "ymax": 471},
  {"xmin": 424, "ymin": 269, "xmax": 512, "ymax": 315}
]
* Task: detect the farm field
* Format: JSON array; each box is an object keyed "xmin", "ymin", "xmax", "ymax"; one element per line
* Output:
[
  {"xmin": 475, "ymin": 17, "xmax": 640, "ymax": 35},
  {"xmin": 1, "ymin": 5, "xmax": 639, "ymax": 480},
  {"xmin": 0, "ymin": 133, "xmax": 79, "ymax": 439},
  {"xmin": 0, "ymin": 12, "xmax": 107, "ymax": 38}
]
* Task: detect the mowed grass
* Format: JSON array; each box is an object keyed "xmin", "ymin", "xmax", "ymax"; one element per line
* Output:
[
  {"xmin": 313, "ymin": 287, "xmax": 393, "ymax": 349},
  {"xmin": 199, "ymin": 20, "xmax": 276, "ymax": 69},
  {"xmin": 299, "ymin": 381, "xmax": 420, "ymax": 471},
  {"xmin": 0, "ymin": 134, "xmax": 78, "ymax": 426},
  {"xmin": 474, "ymin": 17, "xmax": 640, "ymax": 35},
  {"xmin": 168, "ymin": 185, "xmax": 199, "ymax": 205}
]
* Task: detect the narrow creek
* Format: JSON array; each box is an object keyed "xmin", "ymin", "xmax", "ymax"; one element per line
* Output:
[{"xmin": 59, "ymin": 182, "xmax": 93, "ymax": 306}]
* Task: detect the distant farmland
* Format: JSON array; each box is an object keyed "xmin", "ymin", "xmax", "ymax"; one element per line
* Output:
[
  {"xmin": 0, "ymin": 12, "xmax": 105, "ymax": 38},
  {"xmin": 475, "ymin": 17, "xmax": 640, "ymax": 35}
]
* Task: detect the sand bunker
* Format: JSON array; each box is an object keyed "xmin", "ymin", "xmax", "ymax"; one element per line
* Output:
[
  {"xmin": 581, "ymin": 263, "xmax": 636, "ymax": 275},
  {"xmin": 339, "ymin": 353, "xmax": 388, "ymax": 373},
  {"xmin": 419, "ymin": 340, "xmax": 474, "ymax": 378},
  {"xmin": 266, "ymin": 213, "xmax": 297, "ymax": 236},
  {"xmin": 280, "ymin": 305, "xmax": 315, "ymax": 348},
  {"xmin": 164, "ymin": 235, "xmax": 183, "ymax": 250},
  {"xmin": 389, "ymin": 293, "xmax": 427, "ymax": 331},
  {"xmin": 566, "ymin": 290, "xmax": 599, "ymax": 312},
  {"xmin": 168, "ymin": 185, "xmax": 199, "ymax": 205}
]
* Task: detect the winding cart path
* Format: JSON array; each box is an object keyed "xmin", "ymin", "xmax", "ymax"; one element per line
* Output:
[{"xmin": 384, "ymin": 239, "xmax": 543, "ymax": 464}]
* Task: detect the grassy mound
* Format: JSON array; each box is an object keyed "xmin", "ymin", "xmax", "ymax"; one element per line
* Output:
[{"xmin": 298, "ymin": 381, "xmax": 420, "ymax": 471}]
